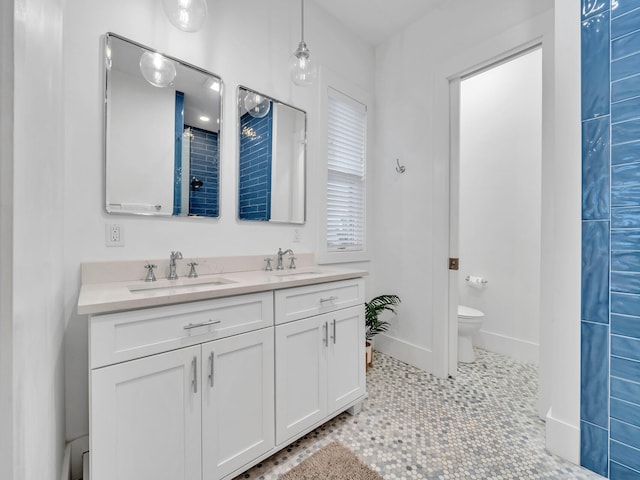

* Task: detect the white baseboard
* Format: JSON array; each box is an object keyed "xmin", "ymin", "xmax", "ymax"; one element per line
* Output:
[
  {"xmin": 545, "ymin": 407, "xmax": 580, "ymax": 465},
  {"xmin": 373, "ymin": 333, "xmax": 433, "ymax": 373},
  {"xmin": 475, "ymin": 330, "xmax": 539, "ymax": 364}
]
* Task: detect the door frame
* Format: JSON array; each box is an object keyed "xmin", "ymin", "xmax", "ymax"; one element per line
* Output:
[{"xmin": 430, "ymin": 11, "xmax": 554, "ymax": 414}]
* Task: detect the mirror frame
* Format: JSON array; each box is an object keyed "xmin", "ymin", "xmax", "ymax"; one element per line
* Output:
[
  {"xmin": 104, "ymin": 32, "xmax": 224, "ymax": 219},
  {"xmin": 236, "ymin": 85, "xmax": 307, "ymax": 225}
]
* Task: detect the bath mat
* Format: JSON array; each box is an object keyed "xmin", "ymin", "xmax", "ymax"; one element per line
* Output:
[{"xmin": 280, "ymin": 442, "xmax": 384, "ymax": 480}]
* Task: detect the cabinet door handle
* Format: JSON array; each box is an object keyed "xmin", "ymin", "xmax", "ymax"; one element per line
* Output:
[
  {"xmin": 323, "ymin": 321, "xmax": 329, "ymax": 347},
  {"xmin": 332, "ymin": 319, "xmax": 337, "ymax": 344},
  {"xmin": 208, "ymin": 351, "xmax": 214, "ymax": 388},
  {"xmin": 183, "ymin": 319, "xmax": 221, "ymax": 330},
  {"xmin": 191, "ymin": 356, "xmax": 198, "ymax": 393},
  {"xmin": 319, "ymin": 296, "xmax": 338, "ymax": 305}
]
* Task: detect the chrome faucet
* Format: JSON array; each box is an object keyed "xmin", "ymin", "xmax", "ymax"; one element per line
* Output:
[
  {"xmin": 168, "ymin": 251, "xmax": 183, "ymax": 279},
  {"xmin": 276, "ymin": 248, "xmax": 294, "ymax": 270}
]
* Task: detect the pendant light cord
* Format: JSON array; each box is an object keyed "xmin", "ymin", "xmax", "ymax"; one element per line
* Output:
[{"xmin": 300, "ymin": 0, "xmax": 305, "ymax": 43}]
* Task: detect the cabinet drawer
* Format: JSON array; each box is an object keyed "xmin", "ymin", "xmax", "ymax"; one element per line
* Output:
[
  {"xmin": 90, "ymin": 292, "xmax": 273, "ymax": 368},
  {"xmin": 274, "ymin": 278, "xmax": 364, "ymax": 325}
]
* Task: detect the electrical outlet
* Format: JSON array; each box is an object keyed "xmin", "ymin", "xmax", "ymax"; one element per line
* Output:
[
  {"xmin": 293, "ymin": 228, "xmax": 301, "ymax": 243},
  {"xmin": 106, "ymin": 224, "xmax": 124, "ymax": 247}
]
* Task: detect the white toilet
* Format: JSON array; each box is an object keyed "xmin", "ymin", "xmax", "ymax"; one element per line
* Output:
[{"xmin": 458, "ymin": 305, "xmax": 484, "ymax": 363}]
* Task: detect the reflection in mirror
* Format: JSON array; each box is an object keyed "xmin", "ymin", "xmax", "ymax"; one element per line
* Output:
[
  {"xmin": 105, "ymin": 33, "xmax": 222, "ymax": 218},
  {"xmin": 237, "ymin": 87, "xmax": 306, "ymax": 224}
]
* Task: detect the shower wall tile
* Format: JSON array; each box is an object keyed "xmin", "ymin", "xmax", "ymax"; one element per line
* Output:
[
  {"xmin": 612, "ymin": 52, "xmax": 640, "ymax": 81},
  {"xmin": 612, "ymin": 97, "xmax": 640, "ymax": 124},
  {"xmin": 611, "ymin": 420, "xmax": 640, "ymax": 451},
  {"xmin": 582, "ymin": 221, "xmax": 610, "ymax": 323},
  {"xmin": 612, "ymin": 74, "xmax": 640, "ymax": 103},
  {"xmin": 613, "ymin": 252, "xmax": 640, "ymax": 270},
  {"xmin": 611, "ymin": 440, "xmax": 640, "ymax": 472},
  {"xmin": 610, "ymin": 461, "xmax": 640, "ymax": 480},
  {"xmin": 612, "ymin": 377, "xmax": 640, "ymax": 405},
  {"xmin": 612, "ymin": 185, "xmax": 640, "ymax": 206},
  {"xmin": 582, "ymin": 11, "xmax": 611, "ymax": 119},
  {"xmin": 581, "ymin": 322, "xmax": 610, "ymax": 428},
  {"xmin": 612, "ymin": 29, "xmax": 640, "ymax": 58},
  {"xmin": 612, "ymin": 142, "xmax": 640, "ymax": 165},
  {"xmin": 612, "ymin": 207, "xmax": 640, "ymax": 227},
  {"xmin": 613, "ymin": 120, "xmax": 640, "ymax": 145},
  {"xmin": 583, "ymin": 117, "xmax": 611, "ymax": 219},
  {"xmin": 611, "ymin": 293, "xmax": 640, "ymax": 316},
  {"xmin": 581, "ymin": 421, "xmax": 610, "ymax": 477},
  {"xmin": 612, "ymin": 163, "xmax": 640, "ymax": 186},
  {"xmin": 612, "ymin": 230, "xmax": 640, "ymax": 250},
  {"xmin": 612, "ymin": 335, "xmax": 640, "ymax": 361},
  {"xmin": 612, "ymin": 314, "xmax": 640, "ymax": 337},
  {"xmin": 611, "ymin": 356, "xmax": 640, "ymax": 383},
  {"xmin": 612, "ymin": 6, "xmax": 640, "ymax": 38},
  {"xmin": 613, "ymin": 0, "xmax": 640, "ymax": 18},
  {"xmin": 611, "ymin": 272, "xmax": 640, "ymax": 293},
  {"xmin": 611, "ymin": 398, "xmax": 640, "ymax": 428},
  {"xmin": 583, "ymin": 0, "xmax": 609, "ymax": 19}
]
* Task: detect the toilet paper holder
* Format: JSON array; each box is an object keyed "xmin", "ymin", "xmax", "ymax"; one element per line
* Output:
[{"xmin": 465, "ymin": 276, "xmax": 488, "ymax": 284}]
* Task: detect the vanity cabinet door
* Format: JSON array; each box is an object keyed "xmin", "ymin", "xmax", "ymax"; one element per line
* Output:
[
  {"xmin": 201, "ymin": 328, "xmax": 275, "ymax": 480},
  {"xmin": 275, "ymin": 316, "xmax": 328, "ymax": 445},
  {"xmin": 326, "ymin": 305, "xmax": 366, "ymax": 414},
  {"xmin": 90, "ymin": 345, "xmax": 202, "ymax": 480}
]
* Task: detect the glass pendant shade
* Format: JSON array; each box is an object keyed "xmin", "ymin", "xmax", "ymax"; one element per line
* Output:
[
  {"xmin": 139, "ymin": 52, "xmax": 177, "ymax": 88},
  {"xmin": 162, "ymin": 0, "xmax": 208, "ymax": 32},
  {"xmin": 244, "ymin": 92, "xmax": 271, "ymax": 118},
  {"xmin": 289, "ymin": 41, "xmax": 317, "ymax": 87}
]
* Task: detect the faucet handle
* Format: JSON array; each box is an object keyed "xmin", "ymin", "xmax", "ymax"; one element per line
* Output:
[
  {"xmin": 144, "ymin": 264, "xmax": 157, "ymax": 282},
  {"xmin": 288, "ymin": 256, "xmax": 297, "ymax": 269},
  {"xmin": 187, "ymin": 261, "xmax": 198, "ymax": 278},
  {"xmin": 264, "ymin": 257, "xmax": 273, "ymax": 272}
]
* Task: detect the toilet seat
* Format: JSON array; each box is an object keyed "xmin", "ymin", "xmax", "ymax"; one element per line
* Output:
[{"xmin": 458, "ymin": 305, "xmax": 484, "ymax": 319}]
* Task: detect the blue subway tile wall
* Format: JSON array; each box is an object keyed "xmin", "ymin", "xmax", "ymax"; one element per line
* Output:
[
  {"xmin": 238, "ymin": 110, "xmax": 273, "ymax": 221},
  {"xmin": 583, "ymin": 0, "xmax": 640, "ymax": 476},
  {"xmin": 187, "ymin": 126, "xmax": 219, "ymax": 217},
  {"xmin": 173, "ymin": 92, "xmax": 185, "ymax": 215}
]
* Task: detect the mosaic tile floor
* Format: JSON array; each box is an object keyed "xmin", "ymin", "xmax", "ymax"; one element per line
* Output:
[{"xmin": 234, "ymin": 349, "xmax": 603, "ymax": 480}]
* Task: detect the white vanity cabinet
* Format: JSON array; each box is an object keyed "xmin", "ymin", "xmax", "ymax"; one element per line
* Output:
[
  {"xmin": 274, "ymin": 279, "xmax": 366, "ymax": 445},
  {"xmin": 86, "ymin": 272, "xmax": 366, "ymax": 480},
  {"xmin": 89, "ymin": 292, "xmax": 275, "ymax": 480}
]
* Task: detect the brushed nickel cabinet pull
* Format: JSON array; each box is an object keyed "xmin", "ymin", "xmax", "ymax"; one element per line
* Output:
[
  {"xmin": 208, "ymin": 352, "xmax": 214, "ymax": 388},
  {"xmin": 191, "ymin": 356, "xmax": 198, "ymax": 393},
  {"xmin": 332, "ymin": 319, "xmax": 336, "ymax": 344},
  {"xmin": 184, "ymin": 319, "xmax": 221, "ymax": 330}
]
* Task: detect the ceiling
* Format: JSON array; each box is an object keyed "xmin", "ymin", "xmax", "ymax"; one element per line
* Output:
[{"xmin": 313, "ymin": 0, "xmax": 447, "ymax": 45}]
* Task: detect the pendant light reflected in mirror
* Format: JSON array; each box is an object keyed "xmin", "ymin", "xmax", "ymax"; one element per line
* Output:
[
  {"xmin": 289, "ymin": 0, "xmax": 317, "ymax": 87},
  {"xmin": 139, "ymin": 51, "xmax": 177, "ymax": 88},
  {"xmin": 162, "ymin": 0, "xmax": 208, "ymax": 32},
  {"xmin": 244, "ymin": 91, "xmax": 271, "ymax": 118}
]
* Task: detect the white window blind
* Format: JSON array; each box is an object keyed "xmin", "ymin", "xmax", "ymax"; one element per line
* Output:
[{"xmin": 327, "ymin": 88, "xmax": 366, "ymax": 252}]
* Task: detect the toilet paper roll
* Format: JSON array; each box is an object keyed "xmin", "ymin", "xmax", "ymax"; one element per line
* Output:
[{"xmin": 466, "ymin": 275, "xmax": 487, "ymax": 289}]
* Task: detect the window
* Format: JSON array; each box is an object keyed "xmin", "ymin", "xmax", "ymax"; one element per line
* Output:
[{"xmin": 326, "ymin": 88, "xmax": 367, "ymax": 253}]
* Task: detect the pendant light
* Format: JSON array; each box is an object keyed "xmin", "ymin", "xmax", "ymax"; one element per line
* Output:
[
  {"xmin": 162, "ymin": 0, "xmax": 208, "ymax": 33},
  {"xmin": 139, "ymin": 51, "xmax": 177, "ymax": 88},
  {"xmin": 289, "ymin": 0, "xmax": 317, "ymax": 87}
]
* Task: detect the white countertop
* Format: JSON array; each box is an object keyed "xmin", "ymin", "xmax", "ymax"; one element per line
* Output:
[{"xmin": 77, "ymin": 265, "xmax": 368, "ymax": 315}]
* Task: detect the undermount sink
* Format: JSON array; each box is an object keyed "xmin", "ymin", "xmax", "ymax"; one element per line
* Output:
[
  {"xmin": 128, "ymin": 276, "xmax": 236, "ymax": 293},
  {"xmin": 271, "ymin": 270, "xmax": 325, "ymax": 278}
]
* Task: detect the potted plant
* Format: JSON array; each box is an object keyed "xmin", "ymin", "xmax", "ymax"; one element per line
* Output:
[{"xmin": 365, "ymin": 294, "xmax": 401, "ymax": 369}]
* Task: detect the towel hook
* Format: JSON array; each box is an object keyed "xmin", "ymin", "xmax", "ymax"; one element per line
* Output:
[{"xmin": 395, "ymin": 158, "xmax": 406, "ymax": 174}]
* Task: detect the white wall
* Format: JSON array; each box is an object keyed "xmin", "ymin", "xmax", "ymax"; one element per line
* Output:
[
  {"xmin": 544, "ymin": 0, "xmax": 582, "ymax": 464},
  {"xmin": 458, "ymin": 49, "xmax": 542, "ymax": 364},
  {"xmin": 62, "ymin": 0, "xmax": 375, "ymax": 448},
  {"xmin": 7, "ymin": 0, "xmax": 67, "ymax": 479},
  {"xmin": 372, "ymin": 0, "xmax": 553, "ymax": 374}
]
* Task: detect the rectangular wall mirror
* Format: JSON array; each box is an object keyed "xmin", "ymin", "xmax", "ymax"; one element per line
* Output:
[
  {"xmin": 237, "ymin": 86, "xmax": 306, "ymax": 224},
  {"xmin": 105, "ymin": 33, "xmax": 223, "ymax": 218}
]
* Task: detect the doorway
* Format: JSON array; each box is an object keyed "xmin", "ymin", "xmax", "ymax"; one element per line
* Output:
[{"xmin": 448, "ymin": 47, "xmax": 543, "ymax": 373}]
